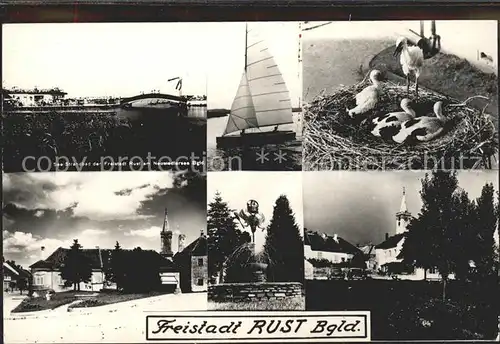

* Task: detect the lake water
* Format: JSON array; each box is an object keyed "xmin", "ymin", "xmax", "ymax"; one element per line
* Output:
[
  {"xmin": 187, "ymin": 105, "xmax": 207, "ymax": 118},
  {"xmin": 207, "ymin": 112, "xmax": 303, "ymax": 171}
]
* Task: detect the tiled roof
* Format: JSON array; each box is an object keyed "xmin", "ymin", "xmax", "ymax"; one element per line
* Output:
[
  {"xmin": 304, "ymin": 229, "xmax": 361, "ymax": 255},
  {"xmin": 375, "ymin": 233, "xmax": 406, "ymax": 249}
]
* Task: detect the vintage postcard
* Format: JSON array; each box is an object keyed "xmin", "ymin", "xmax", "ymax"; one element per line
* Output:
[
  {"xmin": 2, "ymin": 23, "xmax": 207, "ymax": 172},
  {"xmin": 303, "ymin": 170, "xmax": 500, "ymax": 340},
  {"xmin": 301, "ymin": 20, "xmax": 498, "ymax": 171},
  {"xmin": 206, "ymin": 22, "xmax": 303, "ymax": 172}
]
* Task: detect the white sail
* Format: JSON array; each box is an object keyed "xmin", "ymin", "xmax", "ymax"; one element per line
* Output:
[
  {"xmin": 223, "ymin": 24, "xmax": 294, "ymax": 135},
  {"xmin": 224, "ymin": 72, "xmax": 258, "ymax": 135}
]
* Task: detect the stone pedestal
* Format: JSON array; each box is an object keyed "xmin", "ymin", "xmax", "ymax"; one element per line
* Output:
[
  {"xmin": 248, "ymin": 262, "xmax": 268, "ymax": 282},
  {"xmin": 247, "ymin": 243, "xmax": 268, "ymax": 283}
]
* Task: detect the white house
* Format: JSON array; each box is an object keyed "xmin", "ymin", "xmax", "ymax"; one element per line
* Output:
[
  {"xmin": 6, "ymin": 88, "xmax": 67, "ymax": 107},
  {"xmin": 304, "ymin": 230, "xmax": 360, "ymax": 264},
  {"xmin": 375, "ymin": 187, "xmax": 455, "ymax": 280}
]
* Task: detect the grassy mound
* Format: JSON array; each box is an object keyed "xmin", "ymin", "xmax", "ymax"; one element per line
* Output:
[{"xmin": 304, "ymin": 75, "xmax": 498, "ymax": 170}]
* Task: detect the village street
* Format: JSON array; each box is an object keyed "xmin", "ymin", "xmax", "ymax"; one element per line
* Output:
[{"xmin": 4, "ymin": 292, "xmax": 207, "ymax": 343}]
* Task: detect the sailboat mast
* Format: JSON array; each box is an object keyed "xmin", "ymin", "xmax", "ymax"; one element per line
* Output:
[{"xmin": 244, "ymin": 23, "xmax": 248, "ymax": 71}]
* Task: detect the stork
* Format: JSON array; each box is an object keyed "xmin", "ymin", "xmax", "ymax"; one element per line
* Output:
[
  {"xmin": 347, "ymin": 69, "xmax": 382, "ymax": 118},
  {"xmin": 371, "ymin": 98, "xmax": 416, "ymax": 139},
  {"xmin": 394, "ymin": 37, "xmax": 424, "ymax": 98},
  {"xmin": 393, "ymin": 101, "xmax": 448, "ymax": 143}
]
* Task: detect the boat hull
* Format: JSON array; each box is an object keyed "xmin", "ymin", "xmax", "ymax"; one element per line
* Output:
[{"xmin": 216, "ymin": 131, "xmax": 296, "ymax": 148}]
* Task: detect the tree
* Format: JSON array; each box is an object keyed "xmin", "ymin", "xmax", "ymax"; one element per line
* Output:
[
  {"xmin": 106, "ymin": 241, "xmax": 125, "ymax": 290},
  {"xmin": 449, "ymin": 189, "xmax": 476, "ymax": 282},
  {"xmin": 207, "ymin": 192, "xmax": 245, "ymax": 282},
  {"xmin": 264, "ymin": 195, "xmax": 304, "ymax": 282},
  {"xmin": 399, "ymin": 171, "xmax": 458, "ymax": 299},
  {"xmin": 473, "ymin": 183, "xmax": 497, "ymax": 279},
  {"xmin": 17, "ymin": 278, "xmax": 27, "ymax": 295},
  {"xmin": 120, "ymin": 248, "xmax": 162, "ymax": 293},
  {"xmin": 60, "ymin": 239, "xmax": 92, "ymax": 291}
]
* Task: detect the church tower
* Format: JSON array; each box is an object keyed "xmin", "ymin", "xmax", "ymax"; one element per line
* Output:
[
  {"xmin": 161, "ymin": 208, "xmax": 173, "ymax": 257},
  {"xmin": 396, "ymin": 187, "xmax": 412, "ymax": 234}
]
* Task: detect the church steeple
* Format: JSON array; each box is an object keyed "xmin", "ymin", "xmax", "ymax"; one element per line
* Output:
[
  {"xmin": 396, "ymin": 187, "xmax": 412, "ymax": 235},
  {"xmin": 399, "ymin": 187, "xmax": 408, "ymax": 212},
  {"xmin": 161, "ymin": 208, "xmax": 173, "ymax": 257}
]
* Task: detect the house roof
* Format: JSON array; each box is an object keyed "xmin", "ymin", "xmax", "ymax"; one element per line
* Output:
[
  {"xmin": 375, "ymin": 233, "xmax": 406, "ymax": 249},
  {"xmin": 30, "ymin": 247, "xmax": 175, "ymax": 271},
  {"xmin": 304, "ymin": 229, "xmax": 361, "ymax": 255},
  {"xmin": 174, "ymin": 235, "xmax": 207, "ymax": 260},
  {"xmin": 3, "ymin": 261, "xmax": 31, "ymax": 277}
]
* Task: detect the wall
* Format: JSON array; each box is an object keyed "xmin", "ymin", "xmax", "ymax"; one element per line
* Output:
[
  {"xmin": 304, "ymin": 244, "xmax": 353, "ymax": 263},
  {"xmin": 375, "ymin": 237, "xmax": 405, "ymax": 269},
  {"xmin": 191, "ymin": 255, "xmax": 208, "ymax": 292},
  {"xmin": 209, "ymin": 282, "xmax": 303, "ymax": 303},
  {"xmin": 304, "ymin": 259, "xmax": 314, "ymax": 280},
  {"xmin": 32, "ymin": 269, "xmax": 105, "ymax": 292}
]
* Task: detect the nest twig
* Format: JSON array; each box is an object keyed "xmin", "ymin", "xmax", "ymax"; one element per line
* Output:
[{"xmin": 303, "ymin": 77, "xmax": 498, "ymax": 170}]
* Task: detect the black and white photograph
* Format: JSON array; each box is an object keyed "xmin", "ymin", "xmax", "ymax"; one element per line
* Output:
[
  {"xmin": 303, "ymin": 170, "xmax": 500, "ymax": 340},
  {"xmin": 207, "ymin": 172, "xmax": 305, "ymax": 310},
  {"xmin": 2, "ymin": 23, "xmax": 207, "ymax": 172},
  {"xmin": 301, "ymin": 21, "xmax": 498, "ymax": 170},
  {"xmin": 2, "ymin": 171, "xmax": 207, "ymax": 343},
  {"xmin": 206, "ymin": 22, "xmax": 303, "ymax": 171}
]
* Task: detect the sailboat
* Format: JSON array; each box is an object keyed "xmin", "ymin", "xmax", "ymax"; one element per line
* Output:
[{"xmin": 216, "ymin": 24, "xmax": 296, "ymax": 149}]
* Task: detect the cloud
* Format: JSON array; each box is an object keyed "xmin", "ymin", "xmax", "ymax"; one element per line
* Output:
[
  {"xmin": 34, "ymin": 210, "xmax": 45, "ymax": 217},
  {"xmin": 3, "ymin": 172, "xmax": 175, "ymax": 221},
  {"xmin": 3, "ymin": 230, "xmax": 66, "ymax": 259},
  {"xmin": 125, "ymin": 226, "xmax": 161, "ymax": 239},
  {"xmin": 3, "ymin": 228, "xmax": 115, "ymax": 264},
  {"xmin": 80, "ymin": 228, "xmax": 107, "ymax": 236}
]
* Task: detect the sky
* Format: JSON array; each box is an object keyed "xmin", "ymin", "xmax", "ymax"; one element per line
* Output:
[
  {"xmin": 3, "ymin": 23, "xmax": 209, "ymax": 98},
  {"xmin": 2, "ymin": 22, "xmax": 300, "ymax": 105},
  {"xmin": 303, "ymin": 170, "xmax": 499, "ymax": 246},
  {"xmin": 206, "ymin": 22, "xmax": 301, "ymax": 109},
  {"xmin": 208, "ymin": 172, "xmax": 303, "ymax": 253},
  {"xmin": 2, "ymin": 171, "xmax": 206, "ymax": 267}
]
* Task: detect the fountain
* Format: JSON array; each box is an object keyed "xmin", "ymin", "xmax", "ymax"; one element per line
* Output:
[
  {"xmin": 232, "ymin": 199, "xmax": 268, "ymax": 283},
  {"xmin": 209, "ymin": 199, "xmax": 303, "ymax": 306}
]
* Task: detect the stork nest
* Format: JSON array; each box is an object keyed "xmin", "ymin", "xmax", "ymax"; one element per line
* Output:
[{"xmin": 303, "ymin": 76, "xmax": 498, "ymax": 170}]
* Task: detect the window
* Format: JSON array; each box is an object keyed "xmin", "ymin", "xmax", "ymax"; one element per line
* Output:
[
  {"xmin": 197, "ymin": 258, "xmax": 204, "ymax": 266},
  {"xmin": 197, "ymin": 278, "xmax": 204, "ymax": 286},
  {"xmin": 35, "ymin": 276, "xmax": 44, "ymax": 285}
]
